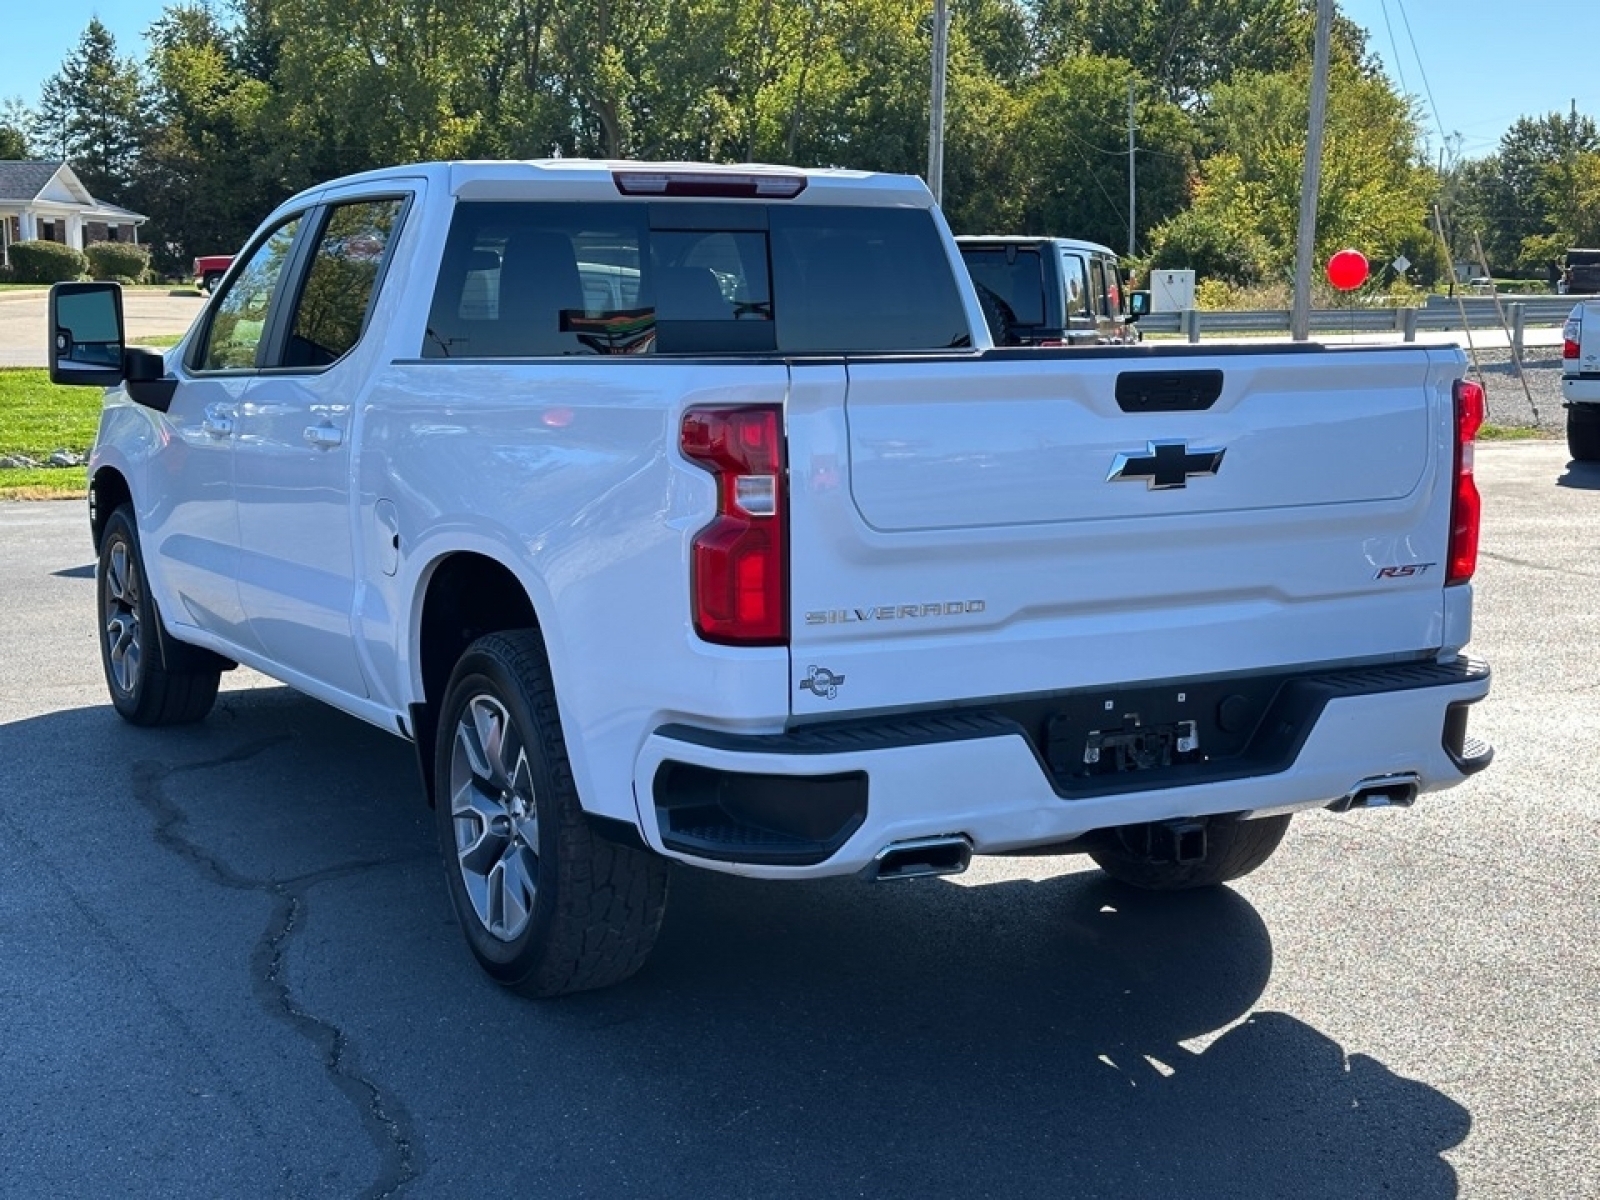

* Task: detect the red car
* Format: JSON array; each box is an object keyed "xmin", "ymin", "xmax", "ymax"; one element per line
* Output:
[{"xmin": 192, "ymin": 254, "xmax": 233, "ymax": 293}]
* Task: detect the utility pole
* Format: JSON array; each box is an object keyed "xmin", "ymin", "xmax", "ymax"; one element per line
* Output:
[
  {"xmin": 1290, "ymin": 0, "xmax": 1333, "ymax": 341},
  {"xmin": 1127, "ymin": 80, "xmax": 1137, "ymax": 257},
  {"xmin": 927, "ymin": 0, "xmax": 949, "ymax": 205}
]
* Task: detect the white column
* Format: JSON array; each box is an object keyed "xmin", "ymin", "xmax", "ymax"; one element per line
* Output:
[
  {"xmin": 19, "ymin": 210, "xmax": 36, "ymax": 241},
  {"xmin": 67, "ymin": 214, "xmax": 84, "ymax": 250}
]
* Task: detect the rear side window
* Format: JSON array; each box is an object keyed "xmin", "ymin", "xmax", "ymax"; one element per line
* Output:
[
  {"xmin": 958, "ymin": 247, "xmax": 1045, "ymax": 326},
  {"xmin": 283, "ymin": 198, "xmax": 405, "ymax": 368},
  {"xmin": 424, "ymin": 201, "xmax": 969, "ymax": 357},
  {"xmin": 1062, "ymin": 253, "xmax": 1091, "ymax": 320}
]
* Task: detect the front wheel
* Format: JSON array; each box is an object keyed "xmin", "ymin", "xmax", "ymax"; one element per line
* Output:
[
  {"xmin": 97, "ymin": 506, "xmax": 220, "ymax": 726},
  {"xmin": 434, "ymin": 631, "xmax": 669, "ymax": 997},
  {"xmin": 1088, "ymin": 813, "xmax": 1291, "ymax": 890},
  {"xmin": 1567, "ymin": 404, "xmax": 1600, "ymax": 462}
]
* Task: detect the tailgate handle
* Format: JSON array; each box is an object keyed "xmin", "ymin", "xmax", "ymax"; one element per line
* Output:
[{"xmin": 1115, "ymin": 369, "xmax": 1224, "ymax": 413}]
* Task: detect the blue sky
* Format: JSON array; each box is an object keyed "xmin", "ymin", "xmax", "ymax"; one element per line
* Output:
[{"xmin": 1, "ymin": 0, "xmax": 1595, "ymax": 163}]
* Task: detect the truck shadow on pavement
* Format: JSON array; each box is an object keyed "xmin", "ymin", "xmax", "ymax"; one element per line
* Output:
[
  {"xmin": 1556, "ymin": 459, "xmax": 1600, "ymax": 489},
  {"xmin": 2, "ymin": 687, "xmax": 1470, "ymax": 1199}
]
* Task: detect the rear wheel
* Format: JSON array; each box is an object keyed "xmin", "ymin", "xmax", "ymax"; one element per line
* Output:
[
  {"xmin": 434, "ymin": 630, "xmax": 669, "ymax": 997},
  {"xmin": 201, "ymin": 271, "xmax": 222, "ymax": 293},
  {"xmin": 1088, "ymin": 813, "xmax": 1291, "ymax": 890},
  {"xmin": 97, "ymin": 506, "xmax": 220, "ymax": 726},
  {"xmin": 1567, "ymin": 403, "xmax": 1600, "ymax": 462}
]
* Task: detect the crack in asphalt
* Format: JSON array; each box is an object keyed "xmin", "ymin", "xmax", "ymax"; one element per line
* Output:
[
  {"xmin": 133, "ymin": 738, "xmax": 428, "ymax": 1198},
  {"xmin": 0, "ymin": 801, "xmax": 271, "ymax": 1139}
]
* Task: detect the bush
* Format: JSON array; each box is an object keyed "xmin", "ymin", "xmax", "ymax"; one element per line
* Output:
[
  {"xmin": 85, "ymin": 241, "xmax": 151, "ymax": 282},
  {"xmin": 9, "ymin": 241, "xmax": 86, "ymax": 284}
]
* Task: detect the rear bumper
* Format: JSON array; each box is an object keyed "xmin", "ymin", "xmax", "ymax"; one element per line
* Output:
[
  {"xmin": 632, "ymin": 658, "xmax": 1491, "ymax": 879},
  {"xmin": 1563, "ymin": 375, "xmax": 1600, "ymax": 404}
]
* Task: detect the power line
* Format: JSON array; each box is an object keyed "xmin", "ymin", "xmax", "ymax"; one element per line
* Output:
[
  {"xmin": 1376, "ymin": 0, "xmax": 1409, "ymax": 99},
  {"xmin": 1394, "ymin": 0, "xmax": 1450, "ymax": 150}
]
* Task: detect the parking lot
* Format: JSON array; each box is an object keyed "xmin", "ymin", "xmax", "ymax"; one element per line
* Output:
[{"xmin": 0, "ymin": 441, "xmax": 1595, "ymax": 1198}]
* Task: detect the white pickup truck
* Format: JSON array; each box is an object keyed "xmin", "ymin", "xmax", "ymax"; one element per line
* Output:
[
  {"xmin": 1563, "ymin": 300, "xmax": 1600, "ymax": 460},
  {"xmin": 49, "ymin": 160, "xmax": 1492, "ymax": 996}
]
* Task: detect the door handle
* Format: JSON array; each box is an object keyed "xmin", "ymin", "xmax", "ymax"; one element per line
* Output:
[
  {"xmin": 303, "ymin": 423, "xmax": 344, "ymax": 450},
  {"xmin": 201, "ymin": 408, "xmax": 233, "ymax": 439}
]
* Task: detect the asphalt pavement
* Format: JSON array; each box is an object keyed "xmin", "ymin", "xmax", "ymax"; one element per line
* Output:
[
  {"xmin": 0, "ymin": 442, "xmax": 1596, "ymax": 1198},
  {"xmin": 0, "ymin": 288, "xmax": 205, "ymax": 367}
]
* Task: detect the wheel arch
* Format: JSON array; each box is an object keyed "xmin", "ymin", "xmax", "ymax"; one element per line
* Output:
[
  {"xmin": 409, "ymin": 549, "xmax": 544, "ymax": 806},
  {"xmin": 88, "ymin": 465, "xmax": 132, "ymax": 553}
]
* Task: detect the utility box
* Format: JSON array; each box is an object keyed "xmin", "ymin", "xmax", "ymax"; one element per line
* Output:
[{"xmin": 1151, "ymin": 269, "xmax": 1196, "ymax": 312}]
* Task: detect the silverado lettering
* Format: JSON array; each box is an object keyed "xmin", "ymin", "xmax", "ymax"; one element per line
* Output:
[{"xmin": 804, "ymin": 601, "xmax": 986, "ymax": 625}]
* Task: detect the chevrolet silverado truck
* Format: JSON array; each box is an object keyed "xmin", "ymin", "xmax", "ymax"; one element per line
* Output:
[
  {"xmin": 47, "ymin": 160, "xmax": 1492, "ymax": 997},
  {"xmin": 1563, "ymin": 300, "xmax": 1600, "ymax": 460}
]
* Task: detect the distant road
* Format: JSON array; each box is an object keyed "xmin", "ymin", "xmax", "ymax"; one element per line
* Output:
[{"xmin": 0, "ymin": 289, "xmax": 205, "ymax": 368}]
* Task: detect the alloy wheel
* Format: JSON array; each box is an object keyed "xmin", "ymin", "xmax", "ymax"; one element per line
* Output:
[
  {"xmin": 447, "ymin": 693, "xmax": 540, "ymax": 941},
  {"xmin": 103, "ymin": 539, "xmax": 142, "ymax": 696}
]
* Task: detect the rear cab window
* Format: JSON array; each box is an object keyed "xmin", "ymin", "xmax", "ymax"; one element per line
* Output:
[
  {"xmin": 424, "ymin": 201, "xmax": 970, "ymax": 358},
  {"xmin": 957, "ymin": 245, "xmax": 1046, "ymax": 329}
]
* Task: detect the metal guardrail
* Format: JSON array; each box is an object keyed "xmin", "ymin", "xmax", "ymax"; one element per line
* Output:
[{"xmin": 1139, "ymin": 295, "xmax": 1580, "ymax": 345}]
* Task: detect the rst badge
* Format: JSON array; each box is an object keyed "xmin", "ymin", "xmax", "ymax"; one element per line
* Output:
[{"xmin": 1108, "ymin": 441, "xmax": 1226, "ymax": 490}]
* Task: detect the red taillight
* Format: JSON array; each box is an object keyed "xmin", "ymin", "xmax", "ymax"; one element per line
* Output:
[
  {"xmin": 1565, "ymin": 338, "xmax": 1581, "ymax": 359},
  {"xmin": 680, "ymin": 405, "xmax": 787, "ymax": 644},
  {"xmin": 1448, "ymin": 379, "xmax": 1484, "ymax": 584},
  {"xmin": 1036, "ymin": 338, "xmax": 1066, "ymax": 348}
]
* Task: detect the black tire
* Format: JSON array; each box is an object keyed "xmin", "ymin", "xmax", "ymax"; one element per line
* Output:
[
  {"xmin": 1567, "ymin": 404, "xmax": 1600, "ymax": 462},
  {"xmin": 1088, "ymin": 813, "xmax": 1291, "ymax": 890},
  {"xmin": 97, "ymin": 506, "xmax": 221, "ymax": 726},
  {"xmin": 201, "ymin": 271, "xmax": 222, "ymax": 294},
  {"xmin": 434, "ymin": 630, "xmax": 669, "ymax": 997}
]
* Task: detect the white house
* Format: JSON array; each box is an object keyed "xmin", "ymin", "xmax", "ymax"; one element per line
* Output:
[{"xmin": 0, "ymin": 160, "xmax": 147, "ymax": 268}]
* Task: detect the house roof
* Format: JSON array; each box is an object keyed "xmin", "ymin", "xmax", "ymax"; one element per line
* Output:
[
  {"xmin": 0, "ymin": 160, "xmax": 147, "ymax": 222},
  {"xmin": 0, "ymin": 160, "xmax": 67, "ymax": 203}
]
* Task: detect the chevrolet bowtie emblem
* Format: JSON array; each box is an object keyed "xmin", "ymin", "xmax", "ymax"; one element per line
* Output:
[{"xmin": 1107, "ymin": 440, "xmax": 1226, "ymax": 490}]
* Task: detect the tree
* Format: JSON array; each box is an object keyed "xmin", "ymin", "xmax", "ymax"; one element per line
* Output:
[
  {"xmin": 1031, "ymin": 0, "xmax": 1374, "ymax": 109},
  {"xmin": 35, "ymin": 20, "xmax": 146, "ymax": 200},
  {"xmin": 1454, "ymin": 110, "xmax": 1600, "ymax": 272},
  {"xmin": 0, "ymin": 99, "xmax": 32, "ymax": 158},
  {"xmin": 992, "ymin": 56, "xmax": 1195, "ymax": 251},
  {"xmin": 1149, "ymin": 62, "xmax": 1435, "ymax": 284},
  {"xmin": 132, "ymin": 3, "xmax": 277, "ymax": 272}
]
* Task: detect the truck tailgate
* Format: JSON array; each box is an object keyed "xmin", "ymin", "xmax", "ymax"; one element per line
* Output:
[{"xmin": 785, "ymin": 347, "xmax": 1465, "ymax": 719}]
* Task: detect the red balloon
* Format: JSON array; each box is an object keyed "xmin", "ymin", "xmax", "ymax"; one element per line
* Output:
[{"xmin": 1326, "ymin": 248, "xmax": 1370, "ymax": 291}]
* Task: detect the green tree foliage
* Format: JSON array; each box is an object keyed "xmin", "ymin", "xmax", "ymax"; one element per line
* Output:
[
  {"xmin": 1148, "ymin": 62, "xmax": 1436, "ymax": 283},
  {"xmin": 982, "ymin": 57, "xmax": 1194, "ymax": 250},
  {"xmin": 0, "ymin": 99, "xmax": 32, "ymax": 159},
  {"xmin": 23, "ymin": 0, "xmax": 1470, "ymax": 295},
  {"xmin": 131, "ymin": 4, "xmax": 277, "ymax": 272},
  {"xmin": 1033, "ymin": 0, "xmax": 1374, "ymax": 108},
  {"xmin": 34, "ymin": 20, "xmax": 145, "ymax": 201},
  {"xmin": 1459, "ymin": 112, "xmax": 1600, "ymax": 272}
]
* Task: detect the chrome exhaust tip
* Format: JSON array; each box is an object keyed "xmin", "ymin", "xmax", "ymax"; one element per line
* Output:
[
  {"xmin": 871, "ymin": 835, "xmax": 973, "ymax": 882},
  {"xmin": 1327, "ymin": 772, "xmax": 1421, "ymax": 813}
]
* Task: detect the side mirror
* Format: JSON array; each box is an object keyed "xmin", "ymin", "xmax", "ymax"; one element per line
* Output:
[
  {"xmin": 49, "ymin": 282, "xmax": 126, "ymax": 386},
  {"xmin": 1128, "ymin": 290, "xmax": 1151, "ymax": 321}
]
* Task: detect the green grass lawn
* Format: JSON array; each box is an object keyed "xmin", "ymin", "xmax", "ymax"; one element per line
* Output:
[{"xmin": 0, "ymin": 368, "xmax": 100, "ymax": 498}]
